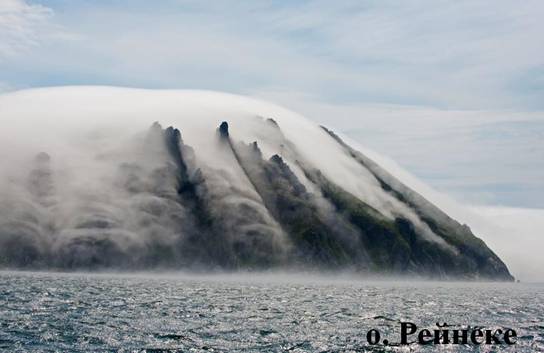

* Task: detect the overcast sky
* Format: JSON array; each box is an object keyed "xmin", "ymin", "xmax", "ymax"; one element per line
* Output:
[{"xmin": 1, "ymin": 0, "xmax": 543, "ymax": 209}]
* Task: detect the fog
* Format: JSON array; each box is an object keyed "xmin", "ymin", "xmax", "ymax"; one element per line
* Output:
[
  {"xmin": 314, "ymin": 132, "xmax": 543, "ymax": 282},
  {"xmin": 0, "ymin": 86, "xmax": 521, "ymax": 277}
]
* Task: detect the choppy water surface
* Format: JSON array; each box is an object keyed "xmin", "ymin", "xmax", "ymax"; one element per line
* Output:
[{"xmin": 0, "ymin": 271, "xmax": 542, "ymax": 352}]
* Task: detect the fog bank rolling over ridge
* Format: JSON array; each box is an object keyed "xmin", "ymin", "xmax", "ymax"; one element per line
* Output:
[{"xmin": 0, "ymin": 86, "xmax": 538, "ymax": 281}]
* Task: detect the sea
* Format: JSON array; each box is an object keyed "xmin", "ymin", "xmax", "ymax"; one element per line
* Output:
[{"xmin": 0, "ymin": 271, "xmax": 542, "ymax": 352}]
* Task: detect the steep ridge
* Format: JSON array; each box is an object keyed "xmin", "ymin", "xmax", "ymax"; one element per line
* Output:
[
  {"xmin": 231, "ymin": 137, "xmax": 369, "ymax": 269},
  {"xmin": 320, "ymin": 127, "xmax": 512, "ymax": 279}
]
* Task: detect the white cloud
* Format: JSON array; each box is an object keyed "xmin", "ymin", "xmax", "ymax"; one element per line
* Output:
[
  {"xmin": 2, "ymin": 0, "xmax": 544, "ymax": 109},
  {"xmin": 252, "ymin": 89, "xmax": 544, "ymax": 207},
  {"xmin": 0, "ymin": 0, "xmax": 54, "ymax": 60}
]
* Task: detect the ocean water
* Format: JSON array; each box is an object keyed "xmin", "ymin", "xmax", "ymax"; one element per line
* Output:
[{"xmin": 0, "ymin": 271, "xmax": 542, "ymax": 352}]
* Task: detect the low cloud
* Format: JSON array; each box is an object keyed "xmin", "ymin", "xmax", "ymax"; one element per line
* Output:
[
  {"xmin": 253, "ymin": 90, "xmax": 544, "ymax": 208},
  {"xmin": 249, "ymin": 91, "xmax": 544, "ymax": 281},
  {"xmin": 467, "ymin": 206, "xmax": 544, "ymax": 283}
]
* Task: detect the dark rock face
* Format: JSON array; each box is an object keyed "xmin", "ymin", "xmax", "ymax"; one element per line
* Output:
[
  {"xmin": 218, "ymin": 121, "xmax": 229, "ymax": 138},
  {"xmin": 232, "ymin": 142, "xmax": 369, "ymax": 269},
  {"xmin": 0, "ymin": 120, "xmax": 514, "ymax": 280}
]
